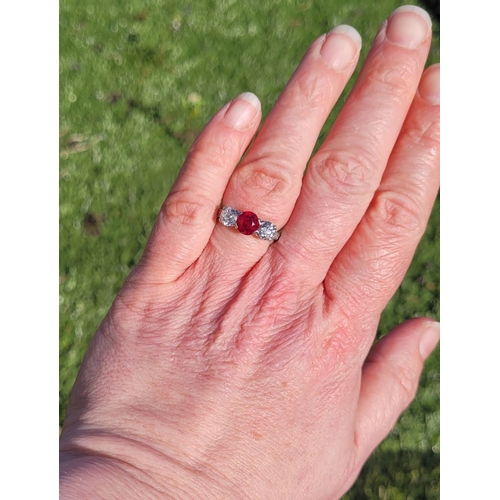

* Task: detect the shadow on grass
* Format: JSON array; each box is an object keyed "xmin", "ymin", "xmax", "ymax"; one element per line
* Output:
[{"xmin": 126, "ymin": 97, "xmax": 198, "ymax": 146}]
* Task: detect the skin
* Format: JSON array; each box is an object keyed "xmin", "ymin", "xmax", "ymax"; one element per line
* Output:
[{"xmin": 60, "ymin": 5, "xmax": 440, "ymax": 500}]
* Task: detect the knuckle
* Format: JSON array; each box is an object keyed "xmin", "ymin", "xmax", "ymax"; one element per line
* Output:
[
  {"xmin": 310, "ymin": 150, "xmax": 376, "ymax": 197},
  {"xmin": 186, "ymin": 136, "xmax": 232, "ymax": 174},
  {"xmin": 161, "ymin": 190, "xmax": 214, "ymax": 228},
  {"xmin": 391, "ymin": 362, "xmax": 419, "ymax": 402},
  {"xmin": 369, "ymin": 190, "xmax": 423, "ymax": 236},
  {"xmin": 401, "ymin": 117, "xmax": 440, "ymax": 159},
  {"xmin": 290, "ymin": 69, "xmax": 333, "ymax": 107},
  {"xmin": 366, "ymin": 57, "xmax": 417, "ymax": 99},
  {"xmin": 237, "ymin": 157, "xmax": 295, "ymax": 199},
  {"xmin": 367, "ymin": 349, "xmax": 421, "ymax": 405}
]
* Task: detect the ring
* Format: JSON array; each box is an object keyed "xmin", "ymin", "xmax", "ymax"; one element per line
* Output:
[{"xmin": 218, "ymin": 206, "xmax": 280, "ymax": 241}]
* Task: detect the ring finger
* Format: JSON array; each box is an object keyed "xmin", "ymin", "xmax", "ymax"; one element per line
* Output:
[{"xmin": 207, "ymin": 25, "xmax": 362, "ymax": 271}]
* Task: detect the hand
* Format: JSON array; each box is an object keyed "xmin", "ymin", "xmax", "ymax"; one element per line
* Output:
[{"xmin": 60, "ymin": 5, "xmax": 439, "ymax": 499}]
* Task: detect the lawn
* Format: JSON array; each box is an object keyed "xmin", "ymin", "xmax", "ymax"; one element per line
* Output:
[{"xmin": 59, "ymin": 0, "xmax": 439, "ymax": 497}]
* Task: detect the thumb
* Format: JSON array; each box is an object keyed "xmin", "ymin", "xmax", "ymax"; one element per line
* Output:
[{"xmin": 353, "ymin": 318, "xmax": 439, "ymax": 464}]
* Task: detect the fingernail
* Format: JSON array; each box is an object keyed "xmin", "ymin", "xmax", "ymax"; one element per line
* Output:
[
  {"xmin": 320, "ymin": 25, "xmax": 361, "ymax": 72},
  {"xmin": 386, "ymin": 5, "xmax": 431, "ymax": 49},
  {"xmin": 223, "ymin": 92, "xmax": 261, "ymax": 130},
  {"xmin": 419, "ymin": 321, "xmax": 440, "ymax": 359},
  {"xmin": 419, "ymin": 63, "xmax": 440, "ymax": 105}
]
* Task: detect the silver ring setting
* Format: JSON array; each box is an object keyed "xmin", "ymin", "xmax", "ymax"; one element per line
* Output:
[{"xmin": 218, "ymin": 206, "xmax": 280, "ymax": 241}]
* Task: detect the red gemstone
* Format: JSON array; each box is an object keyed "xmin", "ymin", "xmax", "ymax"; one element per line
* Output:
[{"xmin": 236, "ymin": 211, "xmax": 260, "ymax": 235}]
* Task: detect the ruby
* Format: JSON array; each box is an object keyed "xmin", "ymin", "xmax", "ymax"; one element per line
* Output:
[{"xmin": 236, "ymin": 211, "xmax": 260, "ymax": 235}]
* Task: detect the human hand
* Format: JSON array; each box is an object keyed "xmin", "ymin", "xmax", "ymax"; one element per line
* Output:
[{"xmin": 60, "ymin": 5, "xmax": 439, "ymax": 499}]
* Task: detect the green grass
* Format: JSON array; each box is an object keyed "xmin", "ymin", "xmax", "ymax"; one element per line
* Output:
[{"xmin": 60, "ymin": 0, "xmax": 439, "ymax": 497}]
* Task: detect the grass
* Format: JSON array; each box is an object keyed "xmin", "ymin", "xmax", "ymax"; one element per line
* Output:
[{"xmin": 60, "ymin": 0, "xmax": 439, "ymax": 497}]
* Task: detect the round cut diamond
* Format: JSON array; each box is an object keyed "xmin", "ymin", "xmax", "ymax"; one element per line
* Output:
[
  {"xmin": 218, "ymin": 206, "xmax": 240, "ymax": 227},
  {"xmin": 256, "ymin": 221, "xmax": 278, "ymax": 241},
  {"xmin": 236, "ymin": 211, "xmax": 260, "ymax": 235}
]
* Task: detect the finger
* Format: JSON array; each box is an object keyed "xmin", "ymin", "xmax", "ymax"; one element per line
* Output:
[
  {"xmin": 353, "ymin": 318, "xmax": 439, "ymax": 464},
  {"xmin": 139, "ymin": 93, "xmax": 262, "ymax": 282},
  {"xmin": 208, "ymin": 25, "xmax": 362, "ymax": 270},
  {"xmin": 278, "ymin": 6, "xmax": 433, "ymax": 285},
  {"xmin": 324, "ymin": 64, "xmax": 440, "ymax": 329}
]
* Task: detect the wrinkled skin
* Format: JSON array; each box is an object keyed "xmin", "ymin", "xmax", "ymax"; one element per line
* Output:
[{"xmin": 60, "ymin": 5, "xmax": 440, "ymax": 499}]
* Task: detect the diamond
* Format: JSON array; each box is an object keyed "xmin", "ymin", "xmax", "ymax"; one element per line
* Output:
[
  {"xmin": 256, "ymin": 221, "xmax": 278, "ymax": 241},
  {"xmin": 218, "ymin": 206, "xmax": 240, "ymax": 227},
  {"xmin": 236, "ymin": 211, "xmax": 260, "ymax": 235}
]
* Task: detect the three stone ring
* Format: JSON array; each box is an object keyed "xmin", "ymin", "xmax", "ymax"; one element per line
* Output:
[{"xmin": 218, "ymin": 206, "xmax": 280, "ymax": 241}]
